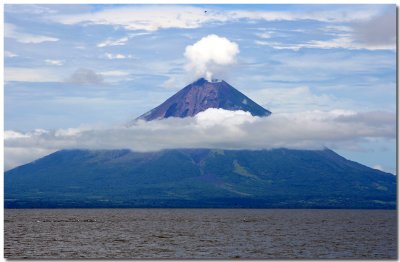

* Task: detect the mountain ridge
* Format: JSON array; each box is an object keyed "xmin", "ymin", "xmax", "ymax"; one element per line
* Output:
[{"xmin": 5, "ymin": 148, "xmax": 395, "ymax": 209}]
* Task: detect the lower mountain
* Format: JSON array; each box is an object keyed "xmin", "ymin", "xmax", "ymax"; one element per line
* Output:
[{"xmin": 4, "ymin": 148, "xmax": 396, "ymax": 209}]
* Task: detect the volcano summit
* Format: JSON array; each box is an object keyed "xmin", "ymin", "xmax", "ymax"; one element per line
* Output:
[{"xmin": 137, "ymin": 78, "xmax": 271, "ymax": 121}]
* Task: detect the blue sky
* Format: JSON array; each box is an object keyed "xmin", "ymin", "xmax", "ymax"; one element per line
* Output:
[{"xmin": 4, "ymin": 4, "xmax": 397, "ymax": 173}]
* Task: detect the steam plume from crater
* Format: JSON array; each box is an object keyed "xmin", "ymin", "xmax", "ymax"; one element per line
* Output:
[{"xmin": 184, "ymin": 34, "xmax": 239, "ymax": 81}]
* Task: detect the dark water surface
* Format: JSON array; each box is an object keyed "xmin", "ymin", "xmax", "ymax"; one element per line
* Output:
[{"xmin": 4, "ymin": 209, "xmax": 397, "ymax": 259}]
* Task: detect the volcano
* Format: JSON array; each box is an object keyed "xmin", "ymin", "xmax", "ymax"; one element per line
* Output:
[
  {"xmin": 137, "ymin": 78, "xmax": 271, "ymax": 121},
  {"xmin": 4, "ymin": 79, "xmax": 396, "ymax": 209}
]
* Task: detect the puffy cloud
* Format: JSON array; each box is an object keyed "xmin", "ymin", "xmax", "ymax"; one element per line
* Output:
[
  {"xmin": 5, "ymin": 108, "xmax": 395, "ymax": 170},
  {"xmin": 66, "ymin": 68, "xmax": 104, "ymax": 85},
  {"xmin": 184, "ymin": 34, "xmax": 239, "ymax": 81},
  {"xmin": 5, "ymin": 23, "xmax": 59, "ymax": 44}
]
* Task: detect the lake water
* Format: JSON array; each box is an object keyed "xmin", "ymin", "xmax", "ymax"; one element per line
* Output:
[{"xmin": 4, "ymin": 209, "xmax": 397, "ymax": 259}]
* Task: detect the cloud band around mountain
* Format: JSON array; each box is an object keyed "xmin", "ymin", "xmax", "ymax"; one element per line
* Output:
[{"xmin": 5, "ymin": 108, "xmax": 395, "ymax": 170}]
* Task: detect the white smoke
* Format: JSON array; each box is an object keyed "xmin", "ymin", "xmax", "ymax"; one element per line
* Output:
[{"xmin": 184, "ymin": 34, "xmax": 240, "ymax": 81}]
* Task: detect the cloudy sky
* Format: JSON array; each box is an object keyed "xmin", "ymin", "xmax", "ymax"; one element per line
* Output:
[{"xmin": 4, "ymin": 4, "xmax": 396, "ymax": 173}]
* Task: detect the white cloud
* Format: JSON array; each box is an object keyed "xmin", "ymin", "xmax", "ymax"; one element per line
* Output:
[
  {"xmin": 307, "ymin": 35, "xmax": 395, "ymax": 51},
  {"xmin": 53, "ymin": 6, "xmax": 226, "ymax": 31},
  {"xmin": 373, "ymin": 164, "xmax": 384, "ymax": 171},
  {"xmin": 51, "ymin": 5, "xmax": 379, "ymax": 31},
  {"xmin": 5, "ymin": 108, "xmax": 395, "ymax": 170},
  {"xmin": 97, "ymin": 33, "xmax": 151, "ymax": 47},
  {"xmin": 105, "ymin": 53, "xmax": 129, "ymax": 60},
  {"xmin": 255, "ymin": 36, "xmax": 395, "ymax": 51},
  {"xmin": 97, "ymin": 36, "xmax": 129, "ymax": 47},
  {"xmin": 4, "ymin": 130, "xmax": 31, "ymax": 139},
  {"xmin": 227, "ymin": 8, "xmax": 378, "ymax": 23},
  {"xmin": 45, "ymin": 59, "xmax": 64, "ymax": 66},
  {"xmin": 5, "ymin": 67, "xmax": 62, "ymax": 82},
  {"xmin": 129, "ymin": 32, "xmax": 152, "ymax": 38},
  {"xmin": 5, "ymin": 51, "xmax": 18, "ymax": 57},
  {"xmin": 254, "ymin": 7, "xmax": 396, "ymax": 52},
  {"xmin": 4, "ymin": 147, "xmax": 56, "ymax": 171},
  {"xmin": 184, "ymin": 34, "xmax": 239, "ymax": 81},
  {"xmin": 256, "ymin": 31, "xmax": 273, "ymax": 39},
  {"xmin": 5, "ymin": 23, "xmax": 59, "ymax": 44}
]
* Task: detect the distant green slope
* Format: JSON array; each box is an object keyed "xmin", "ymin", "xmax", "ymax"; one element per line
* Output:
[{"xmin": 4, "ymin": 148, "xmax": 396, "ymax": 208}]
